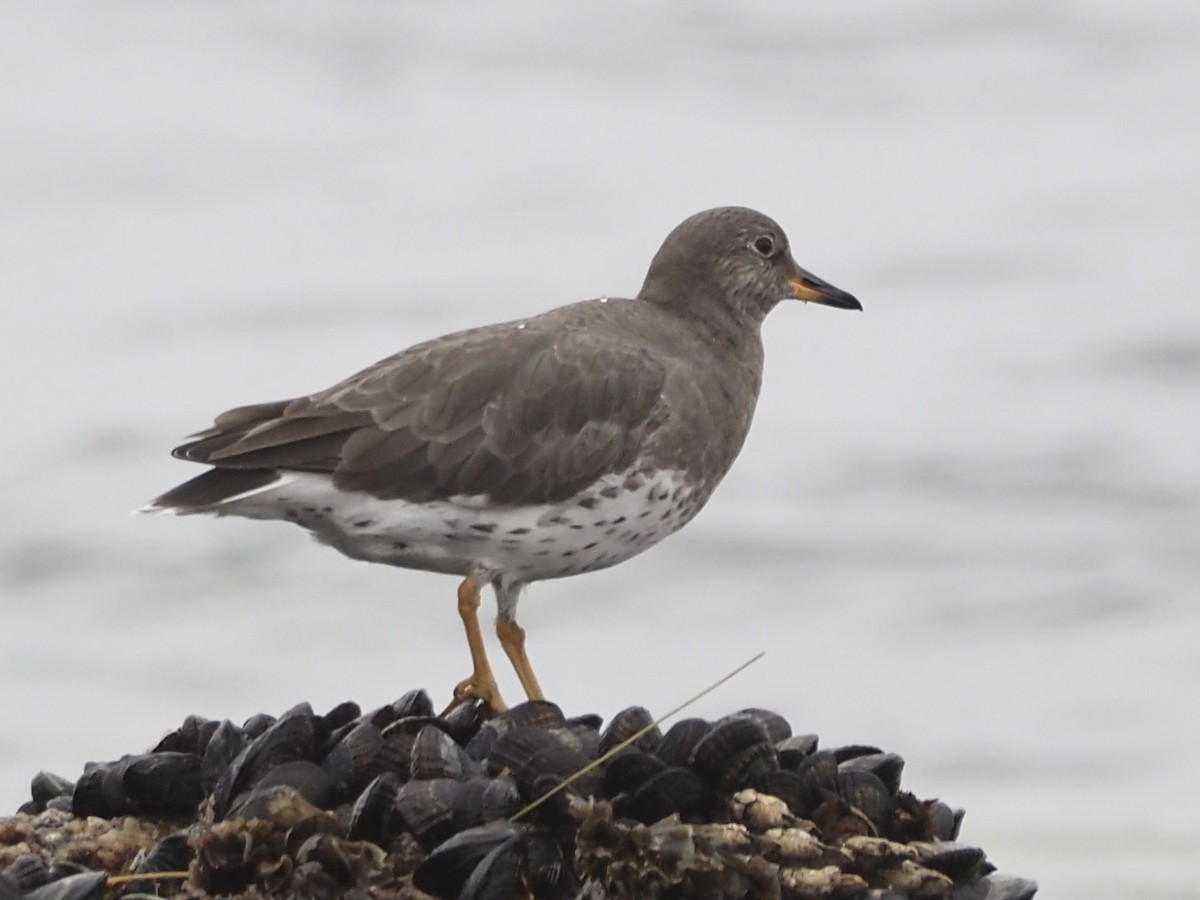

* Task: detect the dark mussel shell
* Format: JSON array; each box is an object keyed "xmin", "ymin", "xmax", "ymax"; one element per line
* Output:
[
  {"xmin": 23, "ymin": 871, "xmax": 108, "ymax": 900},
  {"xmin": 212, "ymin": 703, "xmax": 315, "ymax": 819},
  {"xmin": 522, "ymin": 772, "xmax": 575, "ymax": 827},
  {"xmin": 395, "ymin": 778, "xmax": 463, "ymax": 850},
  {"xmin": 776, "ymin": 733, "xmax": 819, "ymax": 770},
  {"xmin": 124, "ymin": 752, "xmax": 203, "ymax": 816},
  {"xmin": 151, "ymin": 714, "xmax": 210, "ymax": 754},
  {"xmin": 459, "ymin": 833, "xmax": 525, "ymax": 900},
  {"xmin": 102, "ymin": 752, "xmax": 203, "ymax": 817},
  {"xmin": 655, "ymin": 718, "xmax": 711, "ymax": 768},
  {"xmin": 915, "ymin": 841, "xmax": 987, "ymax": 882},
  {"xmin": 451, "ymin": 776, "xmax": 521, "ymax": 830},
  {"xmin": 731, "ymin": 708, "xmax": 792, "ymax": 744},
  {"xmin": 836, "ymin": 768, "xmax": 893, "ymax": 830},
  {"xmin": 412, "ymin": 820, "xmax": 523, "ymax": 900},
  {"xmin": 45, "ymin": 863, "xmax": 91, "ymax": 881},
  {"xmin": 288, "ymin": 831, "xmax": 366, "ymax": 893},
  {"xmin": 550, "ymin": 723, "xmax": 600, "ymax": 761},
  {"xmin": 616, "ymin": 766, "xmax": 711, "ymax": 824},
  {"xmin": 241, "ymin": 712, "xmax": 277, "ymax": 738},
  {"xmin": 320, "ymin": 700, "xmax": 362, "ymax": 733},
  {"xmin": 219, "ymin": 783, "xmax": 327, "ymax": 827},
  {"xmin": 599, "ymin": 706, "xmax": 661, "ymax": 755},
  {"xmin": 602, "ymin": 749, "xmax": 667, "ymax": 797},
  {"xmin": 465, "ymin": 700, "xmax": 567, "ymax": 762},
  {"xmin": 99, "ymin": 758, "xmax": 139, "ymax": 816},
  {"xmin": 486, "ymin": 726, "xmax": 595, "ymax": 800},
  {"xmin": 358, "ymin": 704, "xmax": 401, "ymax": 731},
  {"xmin": 688, "ymin": 717, "xmax": 779, "ymax": 794},
  {"xmin": 752, "ymin": 768, "xmax": 812, "ymax": 817},
  {"xmin": 200, "ymin": 720, "xmax": 247, "ymax": 794},
  {"xmin": 793, "ymin": 749, "xmax": 839, "ymax": 800},
  {"xmin": 321, "ymin": 721, "xmax": 383, "ymax": 793},
  {"xmin": 194, "ymin": 718, "xmax": 222, "ymax": 755},
  {"xmin": 840, "ymin": 751, "xmax": 905, "ymax": 797},
  {"xmin": 393, "ymin": 688, "xmax": 435, "ymax": 720},
  {"xmin": 689, "ymin": 717, "xmax": 769, "ymax": 777},
  {"xmin": 225, "ymin": 760, "xmax": 339, "ymax": 818},
  {"xmin": 463, "ymin": 722, "xmax": 504, "ymax": 763},
  {"xmin": 410, "ymin": 724, "xmax": 479, "ymax": 781},
  {"xmin": 831, "ymin": 743, "xmax": 884, "ymax": 763},
  {"xmin": 378, "ymin": 713, "xmax": 444, "ymax": 744},
  {"xmin": 124, "ymin": 832, "xmax": 193, "ymax": 895},
  {"xmin": 925, "ymin": 800, "xmax": 966, "ymax": 842},
  {"xmin": 29, "ymin": 772, "xmax": 73, "ymax": 811},
  {"xmin": 2, "ymin": 855, "xmax": 49, "ymax": 893},
  {"xmin": 566, "ymin": 712, "xmax": 604, "ymax": 731},
  {"xmin": 498, "ymin": 700, "xmax": 567, "ymax": 730},
  {"xmin": 377, "ymin": 716, "xmax": 432, "ymax": 772},
  {"xmin": 346, "ymin": 772, "xmax": 401, "ymax": 845},
  {"xmin": 70, "ymin": 766, "xmax": 108, "ymax": 818},
  {"xmin": 352, "ymin": 690, "xmax": 432, "ymax": 732},
  {"xmin": 714, "ymin": 741, "xmax": 778, "ymax": 795},
  {"xmin": 439, "ymin": 698, "xmax": 488, "ymax": 745},
  {"xmin": 526, "ymin": 833, "xmax": 576, "ymax": 897}
]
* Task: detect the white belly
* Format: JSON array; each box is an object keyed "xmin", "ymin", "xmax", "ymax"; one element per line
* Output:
[{"xmin": 203, "ymin": 468, "xmax": 702, "ymax": 584}]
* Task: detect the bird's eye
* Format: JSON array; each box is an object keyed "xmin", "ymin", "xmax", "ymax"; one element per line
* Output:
[{"xmin": 752, "ymin": 235, "xmax": 776, "ymax": 257}]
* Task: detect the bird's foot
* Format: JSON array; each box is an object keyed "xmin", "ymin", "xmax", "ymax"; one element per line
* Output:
[{"xmin": 443, "ymin": 672, "xmax": 507, "ymax": 717}]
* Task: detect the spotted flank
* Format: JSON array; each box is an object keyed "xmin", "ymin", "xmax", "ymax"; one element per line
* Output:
[{"xmin": 155, "ymin": 468, "xmax": 700, "ymax": 584}]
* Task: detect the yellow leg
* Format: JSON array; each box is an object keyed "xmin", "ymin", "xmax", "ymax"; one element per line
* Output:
[
  {"xmin": 496, "ymin": 615, "xmax": 545, "ymax": 702},
  {"xmin": 447, "ymin": 577, "xmax": 507, "ymax": 714}
]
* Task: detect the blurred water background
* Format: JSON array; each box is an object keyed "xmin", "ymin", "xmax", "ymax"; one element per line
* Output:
[{"xmin": 1, "ymin": 2, "xmax": 1197, "ymax": 897}]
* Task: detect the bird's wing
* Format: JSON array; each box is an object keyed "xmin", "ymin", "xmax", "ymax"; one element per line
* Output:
[{"xmin": 172, "ymin": 322, "xmax": 669, "ymax": 506}]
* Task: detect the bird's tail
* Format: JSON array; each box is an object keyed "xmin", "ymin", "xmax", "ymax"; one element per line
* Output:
[{"xmin": 137, "ymin": 469, "xmax": 286, "ymax": 515}]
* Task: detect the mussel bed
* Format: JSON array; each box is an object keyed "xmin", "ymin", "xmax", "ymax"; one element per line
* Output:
[{"xmin": 0, "ymin": 691, "xmax": 1037, "ymax": 899}]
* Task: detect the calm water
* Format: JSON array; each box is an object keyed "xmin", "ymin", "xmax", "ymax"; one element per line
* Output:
[{"xmin": 2, "ymin": 3, "xmax": 1198, "ymax": 898}]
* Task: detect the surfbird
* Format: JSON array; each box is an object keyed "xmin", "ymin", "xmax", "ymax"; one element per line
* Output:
[{"xmin": 143, "ymin": 206, "xmax": 861, "ymax": 712}]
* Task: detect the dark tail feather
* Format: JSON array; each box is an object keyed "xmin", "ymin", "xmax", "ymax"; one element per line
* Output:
[{"xmin": 143, "ymin": 468, "xmax": 280, "ymax": 512}]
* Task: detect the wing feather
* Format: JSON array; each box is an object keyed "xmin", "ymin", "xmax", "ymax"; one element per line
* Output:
[{"xmin": 170, "ymin": 307, "xmax": 669, "ymax": 506}]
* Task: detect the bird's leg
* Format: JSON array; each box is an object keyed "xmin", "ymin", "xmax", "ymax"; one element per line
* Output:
[
  {"xmin": 496, "ymin": 613, "xmax": 545, "ymax": 702},
  {"xmin": 448, "ymin": 576, "xmax": 507, "ymax": 714}
]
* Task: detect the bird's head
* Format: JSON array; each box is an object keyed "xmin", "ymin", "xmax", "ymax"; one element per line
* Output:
[{"xmin": 638, "ymin": 206, "xmax": 861, "ymax": 326}]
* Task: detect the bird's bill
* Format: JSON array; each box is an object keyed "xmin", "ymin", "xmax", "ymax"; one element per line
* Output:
[{"xmin": 788, "ymin": 272, "xmax": 862, "ymax": 310}]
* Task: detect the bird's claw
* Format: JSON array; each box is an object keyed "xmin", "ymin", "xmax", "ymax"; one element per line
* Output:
[{"xmin": 443, "ymin": 675, "xmax": 507, "ymax": 718}]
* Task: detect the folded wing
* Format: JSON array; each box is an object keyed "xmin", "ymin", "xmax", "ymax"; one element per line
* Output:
[{"xmin": 161, "ymin": 323, "xmax": 669, "ymax": 508}]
